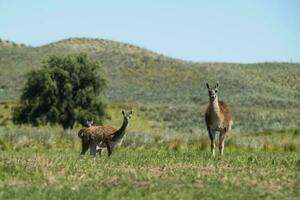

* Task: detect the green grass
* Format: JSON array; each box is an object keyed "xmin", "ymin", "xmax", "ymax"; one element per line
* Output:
[
  {"xmin": 0, "ymin": 118, "xmax": 299, "ymax": 199},
  {"xmin": 0, "ymin": 147, "xmax": 299, "ymax": 200},
  {"xmin": 0, "ymin": 112, "xmax": 299, "ymax": 199}
]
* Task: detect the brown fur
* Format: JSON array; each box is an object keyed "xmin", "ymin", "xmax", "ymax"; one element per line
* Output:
[
  {"xmin": 205, "ymin": 100, "xmax": 232, "ymax": 132},
  {"xmin": 78, "ymin": 126, "xmax": 117, "ymax": 141},
  {"xmin": 78, "ymin": 125, "xmax": 122, "ymax": 157},
  {"xmin": 204, "ymin": 83, "xmax": 233, "ymax": 158}
]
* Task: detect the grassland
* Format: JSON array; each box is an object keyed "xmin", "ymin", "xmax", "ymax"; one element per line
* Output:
[
  {"xmin": 0, "ymin": 103, "xmax": 300, "ymax": 199},
  {"xmin": 0, "ymin": 38, "xmax": 300, "ymax": 199},
  {"xmin": 1, "ymin": 148, "xmax": 299, "ymax": 200},
  {"xmin": 0, "ymin": 125, "xmax": 300, "ymax": 200}
]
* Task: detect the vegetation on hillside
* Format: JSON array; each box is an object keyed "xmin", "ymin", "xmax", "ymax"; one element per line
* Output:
[{"xmin": 0, "ymin": 38, "xmax": 299, "ymax": 133}]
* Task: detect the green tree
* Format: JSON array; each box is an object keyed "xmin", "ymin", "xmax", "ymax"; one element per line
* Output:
[{"xmin": 13, "ymin": 54, "xmax": 107, "ymax": 129}]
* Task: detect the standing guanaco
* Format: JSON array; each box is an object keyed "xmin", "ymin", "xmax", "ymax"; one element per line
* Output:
[
  {"xmin": 78, "ymin": 110, "xmax": 132, "ymax": 158},
  {"xmin": 205, "ymin": 83, "xmax": 232, "ymax": 158}
]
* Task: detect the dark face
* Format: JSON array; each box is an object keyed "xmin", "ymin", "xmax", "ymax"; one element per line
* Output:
[
  {"xmin": 122, "ymin": 110, "xmax": 133, "ymax": 122},
  {"xmin": 206, "ymin": 83, "xmax": 218, "ymax": 101}
]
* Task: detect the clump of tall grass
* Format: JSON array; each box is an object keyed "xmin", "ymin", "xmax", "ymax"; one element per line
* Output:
[
  {"xmin": 0, "ymin": 124, "xmax": 299, "ymax": 153},
  {"xmin": 0, "ymin": 126, "xmax": 78, "ymax": 151},
  {"xmin": 227, "ymin": 129, "xmax": 300, "ymax": 152}
]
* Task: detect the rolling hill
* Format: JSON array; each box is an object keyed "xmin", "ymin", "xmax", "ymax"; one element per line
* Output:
[{"xmin": 0, "ymin": 38, "xmax": 299, "ymax": 133}]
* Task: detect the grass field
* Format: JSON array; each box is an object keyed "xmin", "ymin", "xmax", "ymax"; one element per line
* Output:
[
  {"xmin": 0, "ymin": 122, "xmax": 300, "ymax": 199},
  {"xmin": 1, "ymin": 143, "xmax": 300, "ymax": 199},
  {"xmin": 0, "ymin": 103, "xmax": 299, "ymax": 199}
]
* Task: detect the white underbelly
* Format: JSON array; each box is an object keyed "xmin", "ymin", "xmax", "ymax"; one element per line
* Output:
[
  {"xmin": 112, "ymin": 138, "xmax": 124, "ymax": 147},
  {"xmin": 96, "ymin": 138, "xmax": 124, "ymax": 149}
]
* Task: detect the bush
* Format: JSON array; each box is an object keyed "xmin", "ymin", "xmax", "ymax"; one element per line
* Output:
[{"xmin": 13, "ymin": 54, "xmax": 107, "ymax": 129}]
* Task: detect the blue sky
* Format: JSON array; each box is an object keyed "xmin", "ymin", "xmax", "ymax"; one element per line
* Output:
[{"xmin": 1, "ymin": 0, "xmax": 299, "ymax": 63}]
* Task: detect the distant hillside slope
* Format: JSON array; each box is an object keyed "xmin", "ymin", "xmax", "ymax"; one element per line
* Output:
[
  {"xmin": 0, "ymin": 38, "xmax": 185, "ymax": 100},
  {"xmin": 0, "ymin": 38, "xmax": 299, "ymax": 132}
]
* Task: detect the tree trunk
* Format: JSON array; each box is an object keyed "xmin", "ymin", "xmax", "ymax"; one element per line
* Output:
[{"xmin": 60, "ymin": 106, "xmax": 74, "ymax": 130}]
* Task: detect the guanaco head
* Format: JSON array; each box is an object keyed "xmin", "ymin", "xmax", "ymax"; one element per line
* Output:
[
  {"xmin": 206, "ymin": 82, "xmax": 219, "ymax": 102},
  {"xmin": 122, "ymin": 110, "xmax": 133, "ymax": 122},
  {"xmin": 85, "ymin": 120, "xmax": 94, "ymax": 127}
]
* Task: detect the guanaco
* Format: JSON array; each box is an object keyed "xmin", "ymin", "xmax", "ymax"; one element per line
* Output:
[
  {"xmin": 78, "ymin": 110, "xmax": 132, "ymax": 158},
  {"xmin": 205, "ymin": 83, "xmax": 232, "ymax": 158}
]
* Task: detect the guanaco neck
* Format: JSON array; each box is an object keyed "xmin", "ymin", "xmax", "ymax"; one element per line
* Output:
[
  {"xmin": 209, "ymin": 96, "xmax": 221, "ymax": 116},
  {"xmin": 112, "ymin": 118, "xmax": 129, "ymax": 141}
]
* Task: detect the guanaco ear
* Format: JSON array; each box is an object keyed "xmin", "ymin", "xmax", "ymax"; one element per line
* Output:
[
  {"xmin": 215, "ymin": 82, "xmax": 219, "ymax": 89},
  {"xmin": 129, "ymin": 110, "xmax": 133, "ymax": 115},
  {"xmin": 122, "ymin": 110, "xmax": 125, "ymax": 116},
  {"xmin": 206, "ymin": 83, "xmax": 210, "ymax": 89}
]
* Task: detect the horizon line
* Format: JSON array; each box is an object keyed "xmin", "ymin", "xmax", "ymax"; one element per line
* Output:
[{"xmin": 1, "ymin": 36, "xmax": 299, "ymax": 65}]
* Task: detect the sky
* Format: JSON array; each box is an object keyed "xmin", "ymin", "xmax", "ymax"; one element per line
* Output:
[{"xmin": 0, "ymin": 0, "xmax": 300, "ymax": 63}]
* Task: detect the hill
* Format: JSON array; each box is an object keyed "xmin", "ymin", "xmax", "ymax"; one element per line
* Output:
[{"xmin": 0, "ymin": 38, "xmax": 299, "ymax": 133}]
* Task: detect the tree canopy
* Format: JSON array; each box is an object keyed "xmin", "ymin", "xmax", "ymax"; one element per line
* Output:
[{"xmin": 13, "ymin": 54, "xmax": 107, "ymax": 129}]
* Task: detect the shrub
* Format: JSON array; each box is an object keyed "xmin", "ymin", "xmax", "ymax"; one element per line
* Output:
[{"xmin": 13, "ymin": 54, "xmax": 107, "ymax": 129}]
